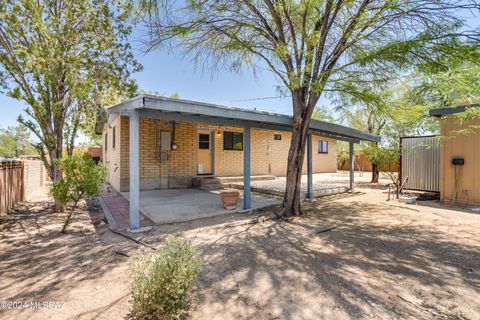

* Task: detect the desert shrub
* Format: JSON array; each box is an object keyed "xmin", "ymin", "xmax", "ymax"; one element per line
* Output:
[
  {"xmin": 129, "ymin": 235, "xmax": 202, "ymax": 320},
  {"xmin": 50, "ymin": 152, "xmax": 106, "ymax": 233}
]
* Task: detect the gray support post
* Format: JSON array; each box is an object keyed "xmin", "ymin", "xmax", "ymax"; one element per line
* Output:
[
  {"xmin": 129, "ymin": 110, "xmax": 140, "ymax": 230},
  {"xmin": 307, "ymin": 133, "xmax": 313, "ymax": 199},
  {"xmin": 243, "ymin": 126, "xmax": 251, "ymax": 209},
  {"xmin": 349, "ymin": 141, "xmax": 355, "ymax": 192}
]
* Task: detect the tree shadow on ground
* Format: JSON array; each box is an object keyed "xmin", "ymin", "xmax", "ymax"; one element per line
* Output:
[
  {"xmin": 189, "ymin": 198, "xmax": 480, "ymax": 319},
  {"xmin": 0, "ymin": 199, "xmax": 125, "ymax": 303}
]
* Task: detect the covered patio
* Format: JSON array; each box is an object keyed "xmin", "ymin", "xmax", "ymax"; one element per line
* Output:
[
  {"xmin": 122, "ymin": 188, "xmax": 280, "ymax": 224},
  {"xmin": 106, "ymin": 95, "xmax": 380, "ymax": 230}
]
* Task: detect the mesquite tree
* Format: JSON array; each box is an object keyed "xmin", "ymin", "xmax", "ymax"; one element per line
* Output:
[
  {"xmin": 0, "ymin": 0, "xmax": 140, "ymax": 211},
  {"xmin": 142, "ymin": 0, "xmax": 479, "ymax": 216}
]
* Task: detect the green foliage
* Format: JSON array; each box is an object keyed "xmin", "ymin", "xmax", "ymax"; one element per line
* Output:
[
  {"xmin": 312, "ymin": 106, "xmax": 336, "ymax": 123},
  {"xmin": 363, "ymin": 144, "xmax": 399, "ymax": 173},
  {"xmin": 335, "ymin": 141, "xmax": 350, "ymax": 170},
  {"xmin": 51, "ymin": 152, "xmax": 107, "ymax": 204},
  {"xmin": 0, "ymin": 124, "xmax": 37, "ymax": 158},
  {"xmin": 50, "ymin": 152, "xmax": 107, "ymax": 232},
  {"xmin": 333, "ymin": 80, "xmax": 440, "ymax": 146},
  {"xmin": 129, "ymin": 235, "xmax": 202, "ymax": 320},
  {"xmin": 410, "ymin": 48, "xmax": 480, "ymax": 108},
  {"xmin": 0, "ymin": 0, "xmax": 140, "ymax": 181}
]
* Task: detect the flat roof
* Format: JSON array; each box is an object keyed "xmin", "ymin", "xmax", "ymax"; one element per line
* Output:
[
  {"xmin": 106, "ymin": 94, "xmax": 381, "ymax": 143},
  {"xmin": 429, "ymin": 104, "xmax": 480, "ymax": 117}
]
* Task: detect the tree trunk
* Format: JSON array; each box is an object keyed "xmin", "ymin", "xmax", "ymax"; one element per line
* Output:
[
  {"xmin": 282, "ymin": 96, "xmax": 312, "ymax": 217},
  {"xmin": 61, "ymin": 200, "xmax": 79, "ymax": 233},
  {"xmin": 52, "ymin": 134, "xmax": 65, "ymax": 213},
  {"xmin": 371, "ymin": 163, "xmax": 379, "ymax": 183}
]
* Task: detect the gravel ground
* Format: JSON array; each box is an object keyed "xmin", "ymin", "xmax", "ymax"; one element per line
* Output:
[{"xmin": 1, "ymin": 186, "xmax": 479, "ymax": 320}]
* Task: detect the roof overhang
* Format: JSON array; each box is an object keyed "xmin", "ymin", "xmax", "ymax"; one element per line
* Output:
[
  {"xmin": 429, "ymin": 104, "xmax": 480, "ymax": 117},
  {"xmin": 106, "ymin": 95, "xmax": 381, "ymax": 143}
]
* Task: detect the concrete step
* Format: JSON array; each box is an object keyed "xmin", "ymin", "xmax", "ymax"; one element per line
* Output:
[
  {"xmin": 192, "ymin": 177, "xmax": 222, "ymax": 190},
  {"xmin": 216, "ymin": 175, "xmax": 276, "ymax": 183}
]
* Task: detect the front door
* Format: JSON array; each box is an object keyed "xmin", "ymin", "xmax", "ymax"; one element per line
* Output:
[{"xmin": 197, "ymin": 131, "xmax": 212, "ymax": 175}]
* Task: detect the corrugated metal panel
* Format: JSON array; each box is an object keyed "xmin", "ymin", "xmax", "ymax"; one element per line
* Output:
[{"xmin": 401, "ymin": 136, "xmax": 440, "ymax": 192}]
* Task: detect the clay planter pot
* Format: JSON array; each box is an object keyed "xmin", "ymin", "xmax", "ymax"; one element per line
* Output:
[{"xmin": 220, "ymin": 190, "xmax": 240, "ymax": 210}]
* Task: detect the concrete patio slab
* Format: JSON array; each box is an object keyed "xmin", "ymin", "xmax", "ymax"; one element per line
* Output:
[{"xmin": 121, "ymin": 188, "xmax": 281, "ymax": 224}]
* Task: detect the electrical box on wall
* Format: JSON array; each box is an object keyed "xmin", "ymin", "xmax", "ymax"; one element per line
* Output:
[
  {"xmin": 160, "ymin": 153, "xmax": 168, "ymax": 161},
  {"xmin": 160, "ymin": 131, "xmax": 172, "ymax": 150},
  {"xmin": 452, "ymin": 157, "xmax": 464, "ymax": 165}
]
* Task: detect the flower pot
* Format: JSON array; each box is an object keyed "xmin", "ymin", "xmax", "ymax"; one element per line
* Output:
[{"xmin": 220, "ymin": 190, "xmax": 240, "ymax": 210}]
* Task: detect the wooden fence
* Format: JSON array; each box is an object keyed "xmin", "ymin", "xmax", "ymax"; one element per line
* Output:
[
  {"xmin": 339, "ymin": 153, "xmax": 399, "ymax": 172},
  {"xmin": 0, "ymin": 160, "xmax": 25, "ymax": 215}
]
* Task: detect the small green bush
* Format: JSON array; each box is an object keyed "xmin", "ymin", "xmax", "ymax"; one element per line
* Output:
[
  {"xmin": 50, "ymin": 152, "xmax": 107, "ymax": 233},
  {"xmin": 129, "ymin": 235, "xmax": 202, "ymax": 320}
]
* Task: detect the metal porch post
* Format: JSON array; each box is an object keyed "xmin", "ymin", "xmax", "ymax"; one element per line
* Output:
[
  {"xmin": 129, "ymin": 110, "xmax": 140, "ymax": 230},
  {"xmin": 243, "ymin": 126, "xmax": 251, "ymax": 209},
  {"xmin": 307, "ymin": 133, "xmax": 313, "ymax": 199},
  {"xmin": 349, "ymin": 141, "xmax": 355, "ymax": 192}
]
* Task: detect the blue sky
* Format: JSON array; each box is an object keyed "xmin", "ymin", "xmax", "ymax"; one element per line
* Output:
[{"xmin": 0, "ymin": 31, "xmax": 301, "ymax": 130}]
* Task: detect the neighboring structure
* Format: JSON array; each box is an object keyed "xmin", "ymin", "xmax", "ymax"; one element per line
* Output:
[
  {"xmin": 429, "ymin": 104, "xmax": 480, "ymax": 204},
  {"xmin": 76, "ymin": 145, "xmax": 102, "ymax": 164},
  {"xmin": 103, "ymin": 95, "xmax": 380, "ymax": 229}
]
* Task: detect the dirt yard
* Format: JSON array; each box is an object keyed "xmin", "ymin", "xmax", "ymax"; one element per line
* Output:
[{"xmin": 1, "ymin": 186, "xmax": 479, "ymax": 320}]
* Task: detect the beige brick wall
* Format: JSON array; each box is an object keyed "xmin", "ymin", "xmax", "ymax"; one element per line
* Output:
[
  {"xmin": 250, "ymin": 130, "xmax": 337, "ymax": 176},
  {"xmin": 103, "ymin": 115, "xmax": 122, "ymax": 191},
  {"xmin": 104, "ymin": 116, "xmax": 337, "ymax": 192},
  {"xmin": 212, "ymin": 127, "xmax": 244, "ymax": 176}
]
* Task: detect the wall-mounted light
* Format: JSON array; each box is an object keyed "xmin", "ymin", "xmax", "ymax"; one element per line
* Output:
[
  {"xmin": 216, "ymin": 131, "xmax": 222, "ymax": 136},
  {"xmin": 171, "ymin": 143, "xmax": 178, "ymax": 150}
]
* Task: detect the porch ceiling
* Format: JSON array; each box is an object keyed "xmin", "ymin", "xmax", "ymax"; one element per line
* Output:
[{"xmin": 106, "ymin": 94, "xmax": 381, "ymax": 143}]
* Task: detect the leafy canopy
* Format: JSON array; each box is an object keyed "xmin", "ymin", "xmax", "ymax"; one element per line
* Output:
[
  {"xmin": 0, "ymin": 124, "xmax": 36, "ymax": 158},
  {"xmin": 0, "ymin": 0, "xmax": 141, "ymax": 175}
]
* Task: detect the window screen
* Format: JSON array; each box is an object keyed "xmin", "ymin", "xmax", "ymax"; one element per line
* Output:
[
  {"xmin": 318, "ymin": 140, "xmax": 328, "ymax": 154},
  {"xmin": 199, "ymin": 134, "xmax": 210, "ymax": 149},
  {"xmin": 223, "ymin": 131, "xmax": 243, "ymax": 150}
]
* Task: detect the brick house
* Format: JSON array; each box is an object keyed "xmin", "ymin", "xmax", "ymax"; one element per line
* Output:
[
  {"xmin": 102, "ymin": 95, "xmax": 380, "ymax": 229},
  {"xmin": 103, "ymin": 116, "xmax": 338, "ymax": 192}
]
